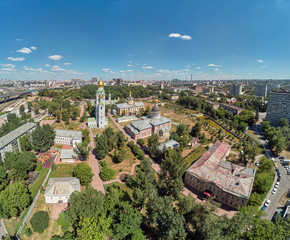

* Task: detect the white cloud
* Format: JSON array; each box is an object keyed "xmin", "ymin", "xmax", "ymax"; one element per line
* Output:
[
  {"xmin": 169, "ymin": 33, "xmax": 192, "ymax": 40},
  {"xmin": 30, "ymin": 46, "xmax": 37, "ymax": 50},
  {"xmin": 142, "ymin": 66, "xmax": 153, "ymax": 69},
  {"xmin": 7, "ymin": 57, "xmax": 25, "ymax": 61},
  {"xmin": 23, "ymin": 66, "xmax": 44, "ymax": 72},
  {"xmin": 127, "ymin": 70, "xmax": 133, "ymax": 72},
  {"xmin": 214, "ymin": 68, "xmax": 219, "ymax": 71},
  {"xmin": 257, "ymin": 59, "xmax": 264, "ymax": 63},
  {"xmin": 169, "ymin": 33, "xmax": 181, "ymax": 38},
  {"xmin": 127, "ymin": 64, "xmax": 132, "ymax": 67},
  {"xmin": 196, "ymin": 67, "xmax": 201, "ymax": 69},
  {"xmin": 45, "ymin": 64, "xmax": 50, "ymax": 67},
  {"xmin": 260, "ymin": 65, "xmax": 267, "ymax": 69},
  {"xmin": 16, "ymin": 38, "xmax": 22, "ymax": 41},
  {"xmin": 180, "ymin": 35, "xmax": 192, "ymax": 40},
  {"xmin": 0, "ymin": 64, "xmax": 16, "ymax": 71},
  {"xmin": 181, "ymin": 69, "xmax": 189, "ymax": 72},
  {"xmin": 48, "ymin": 55, "xmax": 63, "ymax": 60},
  {"xmin": 120, "ymin": 70, "xmax": 125, "ymax": 73},
  {"xmin": 51, "ymin": 65, "xmax": 65, "ymax": 71},
  {"xmin": 64, "ymin": 63, "xmax": 71, "ymax": 66},
  {"xmin": 208, "ymin": 64, "xmax": 221, "ymax": 67},
  {"xmin": 16, "ymin": 47, "xmax": 32, "ymax": 54},
  {"xmin": 102, "ymin": 68, "xmax": 110, "ymax": 72}
]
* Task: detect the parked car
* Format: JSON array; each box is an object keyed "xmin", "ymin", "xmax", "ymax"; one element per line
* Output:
[
  {"xmin": 255, "ymin": 162, "xmax": 259, "ymax": 166},
  {"xmin": 272, "ymin": 188, "xmax": 277, "ymax": 194},
  {"xmin": 277, "ymin": 172, "xmax": 281, "ymax": 177},
  {"xmin": 264, "ymin": 199, "xmax": 271, "ymax": 207},
  {"xmin": 287, "ymin": 171, "xmax": 290, "ymax": 175},
  {"xmin": 277, "ymin": 176, "xmax": 281, "ymax": 182},
  {"xmin": 274, "ymin": 163, "xmax": 278, "ymax": 168},
  {"xmin": 271, "ymin": 158, "xmax": 275, "ymax": 161},
  {"xmin": 275, "ymin": 168, "xmax": 279, "ymax": 173},
  {"xmin": 275, "ymin": 182, "xmax": 280, "ymax": 188},
  {"xmin": 262, "ymin": 206, "xmax": 267, "ymax": 211},
  {"xmin": 279, "ymin": 156, "xmax": 285, "ymax": 160}
]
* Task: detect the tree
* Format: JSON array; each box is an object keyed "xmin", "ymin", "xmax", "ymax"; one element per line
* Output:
[
  {"xmin": 176, "ymin": 123, "xmax": 189, "ymax": 137},
  {"xmin": 243, "ymin": 141, "xmax": 259, "ymax": 163},
  {"xmin": 116, "ymin": 131, "xmax": 127, "ymax": 150},
  {"xmin": 55, "ymin": 110, "xmax": 61, "ymax": 122},
  {"xmin": 95, "ymin": 135, "xmax": 109, "ymax": 160},
  {"xmin": 80, "ymin": 112, "xmax": 87, "ymax": 122},
  {"xmin": 0, "ymin": 182, "xmax": 31, "ymax": 218},
  {"xmin": 30, "ymin": 211, "xmax": 49, "ymax": 233},
  {"xmin": 57, "ymin": 212, "xmax": 71, "ymax": 233},
  {"xmin": 191, "ymin": 122, "xmax": 202, "ymax": 137},
  {"xmin": 32, "ymin": 124, "xmax": 55, "ymax": 152},
  {"xmin": 255, "ymin": 109, "xmax": 259, "ymax": 122},
  {"xmin": 113, "ymin": 149, "xmax": 126, "ymax": 163},
  {"xmin": 66, "ymin": 187, "xmax": 106, "ymax": 227},
  {"xmin": 279, "ymin": 117, "xmax": 289, "ymax": 128},
  {"xmin": 159, "ymin": 149, "xmax": 186, "ymax": 198},
  {"xmin": 73, "ymin": 163, "xmax": 94, "ymax": 186},
  {"xmin": 77, "ymin": 215, "xmax": 113, "ymax": 240},
  {"xmin": 147, "ymin": 195, "xmax": 187, "ymax": 240},
  {"xmin": 148, "ymin": 133, "xmax": 159, "ymax": 158},
  {"xmin": 110, "ymin": 201, "xmax": 144, "ymax": 240},
  {"xmin": 74, "ymin": 142, "xmax": 92, "ymax": 161},
  {"xmin": 71, "ymin": 106, "xmax": 80, "ymax": 120},
  {"xmin": 33, "ymin": 103, "xmax": 40, "ymax": 114},
  {"xmin": 100, "ymin": 161, "xmax": 115, "ymax": 181},
  {"xmin": 27, "ymin": 101, "xmax": 33, "ymax": 112},
  {"xmin": 0, "ymin": 167, "xmax": 8, "ymax": 191},
  {"xmin": 19, "ymin": 104, "xmax": 25, "ymax": 116},
  {"xmin": 4, "ymin": 151, "xmax": 36, "ymax": 180},
  {"xmin": 62, "ymin": 109, "xmax": 69, "ymax": 122},
  {"xmin": 103, "ymin": 127, "xmax": 116, "ymax": 151},
  {"xmin": 19, "ymin": 134, "xmax": 33, "ymax": 151}
]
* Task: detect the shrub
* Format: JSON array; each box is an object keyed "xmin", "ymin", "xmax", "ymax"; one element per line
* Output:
[
  {"xmin": 100, "ymin": 162, "xmax": 115, "ymax": 181},
  {"xmin": 51, "ymin": 161, "xmax": 57, "ymax": 171},
  {"xmin": 113, "ymin": 149, "xmax": 126, "ymax": 163},
  {"xmin": 73, "ymin": 163, "xmax": 94, "ymax": 186},
  {"xmin": 137, "ymin": 139, "xmax": 145, "ymax": 146},
  {"xmin": 24, "ymin": 228, "xmax": 32, "ymax": 237},
  {"xmin": 30, "ymin": 211, "xmax": 49, "ymax": 233},
  {"xmin": 57, "ymin": 212, "xmax": 71, "ymax": 233}
]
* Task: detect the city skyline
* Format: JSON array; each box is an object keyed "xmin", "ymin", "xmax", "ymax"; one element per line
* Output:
[{"xmin": 1, "ymin": 0, "xmax": 290, "ymax": 81}]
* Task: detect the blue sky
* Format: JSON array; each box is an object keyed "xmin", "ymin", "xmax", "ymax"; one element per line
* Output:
[{"xmin": 1, "ymin": 0, "xmax": 290, "ymax": 81}]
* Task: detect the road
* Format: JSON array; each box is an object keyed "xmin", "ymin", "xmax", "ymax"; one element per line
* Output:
[
  {"xmin": 250, "ymin": 125, "xmax": 290, "ymax": 220},
  {"xmin": 0, "ymin": 219, "xmax": 9, "ymax": 239}
]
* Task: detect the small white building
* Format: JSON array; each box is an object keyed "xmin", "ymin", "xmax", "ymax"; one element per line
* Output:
[
  {"xmin": 87, "ymin": 117, "xmax": 97, "ymax": 128},
  {"xmin": 60, "ymin": 149, "xmax": 78, "ymax": 163},
  {"xmin": 54, "ymin": 129, "xmax": 82, "ymax": 147},
  {"xmin": 44, "ymin": 177, "xmax": 81, "ymax": 204}
]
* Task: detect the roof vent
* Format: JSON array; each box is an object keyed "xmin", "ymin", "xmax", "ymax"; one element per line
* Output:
[{"xmin": 235, "ymin": 182, "xmax": 239, "ymax": 185}]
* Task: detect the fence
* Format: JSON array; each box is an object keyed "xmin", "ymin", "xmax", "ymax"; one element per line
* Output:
[{"xmin": 16, "ymin": 150, "xmax": 60, "ymax": 238}]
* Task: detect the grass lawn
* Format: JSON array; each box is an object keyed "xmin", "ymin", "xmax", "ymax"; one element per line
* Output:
[
  {"xmin": 49, "ymin": 164, "xmax": 76, "ymax": 178},
  {"xmin": 29, "ymin": 167, "xmax": 50, "ymax": 199},
  {"xmin": 184, "ymin": 146, "xmax": 207, "ymax": 168},
  {"xmin": 52, "ymin": 120, "xmax": 82, "ymax": 131},
  {"xmin": 246, "ymin": 129, "xmax": 261, "ymax": 143},
  {"xmin": 19, "ymin": 195, "xmax": 62, "ymax": 240},
  {"xmin": 104, "ymin": 145, "xmax": 137, "ymax": 173},
  {"xmin": 3, "ymin": 208, "xmax": 29, "ymax": 236}
]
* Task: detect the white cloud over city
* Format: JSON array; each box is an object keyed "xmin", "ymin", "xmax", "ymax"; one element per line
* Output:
[
  {"xmin": 7, "ymin": 57, "xmax": 25, "ymax": 61},
  {"xmin": 48, "ymin": 55, "xmax": 63, "ymax": 60},
  {"xmin": 169, "ymin": 33, "xmax": 192, "ymax": 40},
  {"xmin": 16, "ymin": 47, "xmax": 32, "ymax": 54}
]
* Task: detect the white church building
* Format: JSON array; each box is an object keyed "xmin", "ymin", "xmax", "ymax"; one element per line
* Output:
[{"xmin": 88, "ymin": 79, "xmax": 109, "ymax": 128}]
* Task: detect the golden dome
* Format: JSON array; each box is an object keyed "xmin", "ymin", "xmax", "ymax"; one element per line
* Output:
[
  {"xmin": 98, "ymin": 79, "xmax": 104, "ymax": 88},
  {"xmin": 154, "ymin": 98, "xmax": 159, "ymax": 103},
  {"xmin": 100, "ymin": 94, "xmax": 103, "ymax": 99}
]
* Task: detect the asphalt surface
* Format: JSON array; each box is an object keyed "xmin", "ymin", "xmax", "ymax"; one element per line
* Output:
[
  {"xmin": 0, "ymin": 219, "xmax": 8, "ymax": 239},
  {"xmin": 251, "ymin": 125, "xmax": 290, "ymax": 221}
]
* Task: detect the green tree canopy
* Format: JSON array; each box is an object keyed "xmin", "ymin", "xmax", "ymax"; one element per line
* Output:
[
  {"xmin": 0, "ymin": 182, "xmax": 31, "ymax": 218},
  {"xmin": 32, "ymin": 124, "xmax": 55, "ymax": 152},
  {"xmin": 30, "ymin": 211, "xmax": 49, "ymax": 233},
  {"xmin": 73, "ymin": 163, "xmax": 94, "ymax": 186},
  {"xmin": 19, "ymin": 134, "xmax": 33, "ymax": 151}
]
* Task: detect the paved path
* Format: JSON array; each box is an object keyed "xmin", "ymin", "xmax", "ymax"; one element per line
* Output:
[{"xmin": 0, "ymin": 219, "xmax": 8, "ymax": 239}]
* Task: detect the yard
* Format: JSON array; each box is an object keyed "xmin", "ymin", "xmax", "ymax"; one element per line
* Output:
[
  {"xmin": 49, "ymin": 164, "xmax": 76, "ymax": 178},
  {"xmin": 52, "ymin": 120, "xmax": 82, "ymax": 131},
  {"xmin": 29, "ymin": 167, "xmax": 50, "ymax": 199},
  {"xmin": 102, "ymin": 145, "xmax": 137, "ymax": 174},
  {"xmin": 92, "ymin": 118, "xmax": 119, "ymax": 135},
  {"xmin": 19, "ymin": 195, "xmax": 63, "ymax": 240}
]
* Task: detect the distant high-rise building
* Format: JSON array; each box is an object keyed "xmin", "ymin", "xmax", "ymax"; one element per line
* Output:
[
  {"xmin": 229, "ymin": 84, "xmax": 243, "ymax": 96},
  {"xmin": 113, "ymin": 78, "xmax": 123, "ymax": 85},
  {"xmin": 254, "ymin": 84, "xmax": 268, "ymax": 97},
  {"xmin": 266, "ymin": 91, "xmax": 290, "ymax": 126}
]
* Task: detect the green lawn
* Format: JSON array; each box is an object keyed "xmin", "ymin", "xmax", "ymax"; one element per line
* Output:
[
  {"xmin": 29, "ymin": 167, "xmax": 49, "ymax": 199},
  {"xmin": 184, "ymin": 146, "xmax": 207, "ymax": 168},
  {"xmin": 49, "ymin": 164, "xmax": 76, "ymax": 178},
  {"xmin": 3, "ymin": 207, "xmax": 29, "ymax": 236}
]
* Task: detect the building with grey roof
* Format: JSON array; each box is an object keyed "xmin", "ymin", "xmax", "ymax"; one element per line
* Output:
[
  {"xmin": 116, "ymin": 91, "xmax": 145, "ymax": 116},
  {"xmin": 158, "ymin": 139, "xmax": 179, "ymax": 152},
  {"xmin": 60, "ymin": 149, "xmax": 78, "ymax": 163},
  {"xmin": 54, "ymin": 129, "xmax": 82, "ymax": 147},
  {"xmin": 0, "ymin": 122, "xmax": 37, "ymax": 162},
  {"xmin": 44, "ymin": 177, "xmax": 80, "ymax": 203},
  {"xmin": 126, "ymin": 99, "xmax": 172, "ymax": 140},
  {"xmin": 185, "ymin": 142, "xmax": 255, "ymax": 209}
]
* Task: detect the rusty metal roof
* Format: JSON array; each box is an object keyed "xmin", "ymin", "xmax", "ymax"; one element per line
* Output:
[{"xmin": 187, "ymin": 142, "xmax": 255, "ymax": 198}]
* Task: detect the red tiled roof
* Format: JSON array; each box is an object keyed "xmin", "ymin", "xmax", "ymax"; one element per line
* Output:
[{"xmin": 187, "ymin": 142, "xmax": 255, "ymax": 198}]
